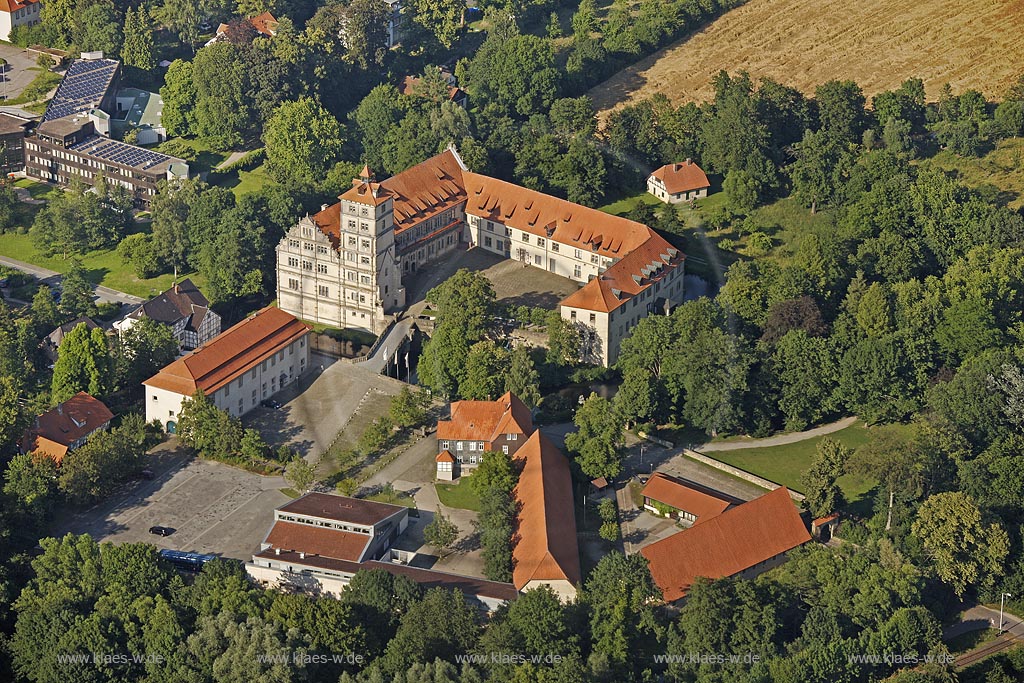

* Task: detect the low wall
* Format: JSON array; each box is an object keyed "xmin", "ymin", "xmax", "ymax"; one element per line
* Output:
[{"xmin": 683, "ymin": 448, "xmax": 806, "ymax": 502}]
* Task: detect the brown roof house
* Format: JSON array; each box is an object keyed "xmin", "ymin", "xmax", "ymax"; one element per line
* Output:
[
  {"xmin": 41, "ymin": 316, "xmax": 99, "ymax": 362},
  {"xmin": 118, "ymin": 278, "xmax": 220, "ymax": 351},
  {"xmin": 640, "ymin": 487, "xmax": 811, "ymax": 602},
  {"xmin": 640, "ymin": 472, "xmax": 739, "ymax": 527},
  {"xmin": 435, "ymin": 391, "xmax": 534, "ymax": 480},
  {"xmin": 647, "ymin": 159, "xmax": 711, "ymax": 204},
  {"xmin": 143, "ymin": 306, "xmax": 310, "ymax": 432},
  {"xmin": 246, "ymin": 492, "xmax": 518, "ymax": 611},
  {"xmin": 22, "ymin": 392, "xmax": 114, "ymax": 464},
  {"xmin": 511, "ymin": 431, "xmax": 581, "ymax": 601}
]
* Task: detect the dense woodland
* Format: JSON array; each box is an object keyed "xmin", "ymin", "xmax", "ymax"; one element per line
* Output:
[{"xmin": 1, "ymin": 0, "xmax": 1024, "ymax": 680}]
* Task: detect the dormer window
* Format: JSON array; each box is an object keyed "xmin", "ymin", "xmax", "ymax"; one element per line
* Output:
[{"xmin": 508, "ymin": 433, "xmax": 517, "ymax": 441}]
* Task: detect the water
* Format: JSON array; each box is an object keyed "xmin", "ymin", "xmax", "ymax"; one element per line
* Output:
[{"xmin": 683, "ymin": 274, "xmax": 718, "ymax": 301}]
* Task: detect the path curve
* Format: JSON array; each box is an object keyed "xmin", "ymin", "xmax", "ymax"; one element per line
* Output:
[{"xmin": 697, "ymin": 416, "xmax": 858, "ymax": 452}]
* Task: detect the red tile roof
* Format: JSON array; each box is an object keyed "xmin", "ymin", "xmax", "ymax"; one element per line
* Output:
[
  {"xmin": 435, "ymin": 450, "xmax": 455, "ymax": 463},
  {"xmin": 650, "ymin": 160, "xmax": 710, "ymax": 195},
  {"xmin": 264, "ymin": 521, "xmax": 371, "ymax": 562},
  {"xmin": 511, "ymin": 431, "xmax": 581, "ymax": 590},
  {"xmin": 142, "ymin": 307, "xmax": 310, "ymax": 396},
  {"xmin": 640, "ymin": 487, "xmax": 811, "ymax": 602},
  {"xmin": 278, "ymin": 492, "xmax": 407, "ymax": 526},
  {"xmin": 22, "ymin": 392, "xmax": 113, "ymax": 464},
  {"xmin": 641, "ymin": 472, "xmax": 736, "ymax": 522},
  {"xmin": 0, "ymin": 0, "xmax": 39, "ymax": 12},
  {"xmin": 437, "ymin": 392, "xmax": 534, "ymax": 442},
  {"xmin": 249, "ymin": 11, "xmax": 278, "ymax": 36}
]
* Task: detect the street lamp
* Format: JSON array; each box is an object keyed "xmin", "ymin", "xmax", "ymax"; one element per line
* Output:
[{"xmin": 1000, "ymin": 592, "xmax": 1013, "ymax": 633}]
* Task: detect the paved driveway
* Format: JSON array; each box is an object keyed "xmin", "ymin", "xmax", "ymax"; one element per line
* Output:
[
  {"xmin": 0, "ymin": 45, "xmax": 44, "ymax": 102},
  {"xmin": 53, "ymin": 440, "xmax": 289, "ymax": 560}
]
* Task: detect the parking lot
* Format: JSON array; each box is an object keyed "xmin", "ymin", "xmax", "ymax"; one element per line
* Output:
[
  {"xmin": 54, "ymin": 440, "xmax": 289, "ymax": 560},
  {"xmin": 0, "ymin": 45, "xmax": 48, "ymax": 101}
]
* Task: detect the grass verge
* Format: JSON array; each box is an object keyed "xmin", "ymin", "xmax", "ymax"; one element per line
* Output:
[{"xmin": 435, "ymin": 481, "xmax": 481, "ymax": 512}]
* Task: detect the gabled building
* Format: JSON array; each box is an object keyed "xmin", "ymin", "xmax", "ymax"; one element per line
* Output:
[
  {"xmin": 0, "ymin": 0, "xmax": 41, "ymax": 43},
  {"xmin": 246, "ymin": 492, "xmax": 518, "ymax": 611},
  {"xmin": 277, "ymin": 148, "xmax": 687, "ymax": 365},
  {"xmin": 209, "ymin": 11, "xmax": 279, "ymax": 46},
  {"xmin": 21, "ymin": 392, "xmax": 114, "ymax": 464},
  {"xmin": 647, "ymin": 160, "xmax": 710, "ymax": 204},
  {"xmin": 640, "ymin": 487, "xmax": 811, "ymax": 602},
  {"xmin": 41, "ymin": 316, "xmax": 99, "ymax": 362},
  {"xmin": 399, "ymin": 69, "xmax": 467, "ymax": 108},
  {"xmin": 640, "ymin": 472, "xmax": 739, "ymax": 527},
  {"xmin": 511, "ymin": 431, "xmax": 581, "ymax": 601},
  {"xmin": 118, "ymin": 278, "xmax": 220, "ymax": 351},
  {"xmin": 143, "ymin": 306, "xmax": 310, "ymax": 431},
  {"xmin": 434, "ymin": 392, "xmax": 534, "ymax": 480}
]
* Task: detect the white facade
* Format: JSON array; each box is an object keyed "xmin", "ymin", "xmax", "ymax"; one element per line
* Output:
[
  {"xmin": 145, "ymin": 335, "xmax": 309, "ymax": 432},
  {"xmin": 646, "ymin": 175, "xmax": 709, "ymax": 205},
  {"xmin": 277, "ymin": 200, "xmax": 404, "ymax": 335},
  {"xmin": 0, "ymin": 0, "xmax": 41, "ymax": 43}
]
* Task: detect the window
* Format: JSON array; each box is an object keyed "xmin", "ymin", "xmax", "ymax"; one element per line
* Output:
[
  {"xmin": 534, "ymin": 254, "xmax": 542, "ymax": 265},
  {"xmin": 502, "ymin": 445, "xmax": 509, "ymax": 454},
  {"xmin": 537, "ymin": 238, "xmax": 545, "ymax": 247},
  {"xmin": 574, "ymin": 249, "xmax": 582, "ymax": 259},
  {"xmin": 484, "ymin": 236, "xmax": 492, "ymax": 247},
  {"xmin": 287, "ymin": 257, "xmax": 298, "ymax": 267},
  {"xmin": 570, "ymin": 310, "xmax": 577, "ymax": 320},
  {"xmin": 521, "ymin": 232, "xmax": 529, "ymax": 242},
  {"xmin": 317, "ymin": 245, "xmax": 328, "ymax": 254},
  {"xmin": 441, "ymin": 441, "xmax": 449, "ymax": 450},
  {"xmin": 288, "ymin": 278, "xmax": 299, "ymax": 290},
  {"xmin": 318, "ymin": 285, "xmax": 329, "ymax": 297},
  {"xmin": 288, "ymin": 239, "xmax": 299, "ymax": 248},
  {"xmin": 456, "ymin": 441, "xmax": 464, "ymax": 451},
  {"xmin": 487, "ymin": 220, "xmax": 494, "ymax": 231},
  {"xmin": 478, "ymin": 441, "xmax": 485, "ymax": 451},
  {"xmin": 151, "ymin": 395, "xmax": 158, "ymax": 401},
  {"xmin": 468, "ymin": 442, "xmax": 476, "ymax": 452},
  {"xmin": 316, "ymin": 264, "xmax": 328, "ymax": 274},
  {"xmin": 508, "ymin": 433, "xmax": 517, "ymax": 441},
  {"xmin": 361, "ymin": 256, "xmax": 370, "ymax": 265},
  {"xmin": 302, "ymin": 261, "xmax": 312, "ymax": 270},
  {"xmin": 551, "ymin": 242, "xmax": 559, "ymax": 252},
  {"xmin": 591, "ymin": 254, "xmax": 600, "ymax": 264},
  {"xmin": 574, "ymin": 264, "xmax": 582, "ymax": 278},
  {"xmin": 361, "ymin": 240, "xmax": 370, "ymax": 250},
  {"xmin": 589, "ymin": 313, "xmax": 596, "ymax": 324},
  {"xmin": 348, "ymin": 236, "xmax": 357, "ymax": 246}
]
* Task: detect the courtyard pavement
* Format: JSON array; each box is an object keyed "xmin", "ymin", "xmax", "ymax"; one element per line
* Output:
[{"xmin": 0, "ymin": 45, "xmax": 46, "ymax": 102}]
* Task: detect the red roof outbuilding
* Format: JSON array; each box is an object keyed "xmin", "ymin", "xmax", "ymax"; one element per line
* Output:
[{"xmin": 649, "ymin": 160, "xmax": 710, "ymax": 195}]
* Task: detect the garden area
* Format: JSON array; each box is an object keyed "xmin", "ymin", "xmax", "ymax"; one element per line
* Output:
[{"xmin": 435, "ymin": 480, "xmax": 481, "ymax": 511}]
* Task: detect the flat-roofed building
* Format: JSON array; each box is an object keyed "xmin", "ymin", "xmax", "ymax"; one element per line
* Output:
[
  {"xmin": 143, "ymin": 306, "xmax": 310, "ymax": 432},
  {"xmin": 246, "ymin": 492, "xmax": 518, "ymax": 611},
  {"xmin": 0, "ymin": 112, "xmax": 32, "ymax": 173}
]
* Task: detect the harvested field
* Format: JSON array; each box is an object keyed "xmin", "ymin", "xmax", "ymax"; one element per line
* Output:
[{"xmin": 590, "ymin": 0, "xmax": 1024, "ymax": 115}]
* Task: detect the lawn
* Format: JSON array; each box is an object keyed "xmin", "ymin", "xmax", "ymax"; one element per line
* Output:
[
  {"xmin": 157, "ymin": 137, "xmax": 229, "ymax": 174},
  {"xmin": 922, "ymin": 136, "xmax": 1024, "ymax": 209},
  {"xmin": 597, "ymin": 190, "xmax": 662, "ymax": 217},
  {"xmin": 704, "ymin": 421, "xmax": 912, "ymax": 502},
  {"xmin": 945, "ymin": 628, "xmax": 998, "ymax": 655},
  {"xmin": 365, "ymin": 487, "xmax": 416, "ymax": 507},
  {"xmin": 0, "ymin": 231, "xmax": 206, "ymax": 300},
  {"xmin": 435, "ymin": 481, "xmax": 481, "ymax": 512},
  {"xmin": 13, "ymin": 178, "xmax": 58, "ymax": 199}
]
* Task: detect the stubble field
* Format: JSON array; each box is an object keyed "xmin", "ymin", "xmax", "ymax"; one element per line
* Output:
[{"xmin": 590, "ymin": 0, "xmax": 1024, "ymax": 114}]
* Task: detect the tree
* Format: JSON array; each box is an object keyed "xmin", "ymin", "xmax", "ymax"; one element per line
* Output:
[
  {"xmin": 77, "ymin": 2, "xmax": 122, "ymax": 56},
  {"xmin": 351, "ymin": 84, "xmax": 405, "ymax": 170},
  {"xmin": 150, "ymin": 180, "xmax": 198, "ymax": 280},
  {"xmin": 848, "ymin": 426, "xmax": 924, "ymax": 531},
  {"xmin": 789, "ymin": 129, "xmax": 844, "ymax": 213},
  {"xmin": 614, "ymin": 368, "xmax": 664, "ymax": 429},
  {"xmin": 122, "ymin": 6, "xmax": 156, "ymax": 71},
  {"xmin": 0, "ymin": 374, "xmax": 22, "ymax": 448},
  {"xmin": 58, "ymin": 259, "xmax": 97, "ymax": 320},
  {"xmin": 504, "ymin": 345, "xmax": 541, "ymax": 409},
  {"xmin": 51, "ymin": 323, "xmax": 110, "ymax": 402},
  {"xmin": 263, "ymin": 97, "xmax": 345, "ymax": 186},
  {"xmin": 460, "ymin": 341, "xmax": 510, "ymax": 400},
  {"xmin": 409, "ymin": 0, "xmax": 463, "ymax": 47},
  {"xmin": 381, "ymin": 588, "xmax": 479, "ymax": 675},
  {"xmin": 423, "ymin": 512, "xmax": 459, "ymax": 556},
  {"xmin": 464, "ymin": 33, "xmax": 561, "ymax": 118},
  {"xmin": 583, "ymin": 553, "xmax": 660, "ymax": 674},
  {"xmin": 770, "ymin": 330, "xmax": 838, "ymax": 431},
  {"xmin": 545, "ymin": 310, "xmax": 580, "ymax": 365},
  {"xmin": 340, "ymin": 0, "xmax": 390, "ymax": 68},
  {"xmin": 58, "ymin": 419, "xmax": 147, "ymax": 504},
  {"xmin": 239, "ymin": 429, "xmax": 268, "ymax": 466},
  {"xmin": 815, "ymin": 79, "xmax": 868, "ymax": 145},
  {"xmin": 30, "ymin": 284, "xmax": 59, "ymax": 333},
  {"xmin": 3, "ymin": 452, "xmax": 56, "ymax": 513},
  {"xmin": 566, "ymin": 393, "xmax": 625, "ymax": 480},
  {"xmin": 801, "ymin": 437, "xmax": 849, "ymax": 517},
  {"xmin": 911, "ymin": 492, "xmax": 1009, "ymax": 597},
  {"xmin": 389, "ymin": 387, "xmax": 428, "ymax": 429},
  {"xmin": 723, "ymin": 169, "xmax": 760, "ymax": 214},
  {"xmin": 285, "ymin": 458, "xmax": 315, "ymax": 492},
  {"xmin": 113, "ymin": 316, "xmax": 179, "ymax": 390},
  {"xmin": 160, "ymin": 60, "xmax": 198, "ymax": 137},
  {"xmin": 838, "ymin": 335, "xmax": 919, "ymax": 424},
  {"xmin": 468, "ymin": 449, "xmax": 516, "ymax": 499}
]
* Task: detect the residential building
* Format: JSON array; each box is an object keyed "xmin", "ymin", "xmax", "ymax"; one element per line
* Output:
[
  {"xmin": 21, "ymin": 392, "xmax": 114, "ymax": 464},
  {"xmin": 399, "ymin": 68, "xmax": 467, "ymax": 108},
  {"xmin": 383, "ymin": 0, "xmax": 403, "ymax": 46},
  {"xmin": 117, "ymin": 278, "xmax": 221, "ymax": 350},
  {"xmin": 647, "ymin": 160, "xmax": 711, "ymax": 204},
  {"xmin": 0, "ymin": 0, "xmax": 41, "ymax": 43},
  {"xmin": 434, "ymin": 391, "xmax": 534, "ymax": 480},
  {"xmin": 208, "ymin": 11, "xmax": 278, "ymax": 45},
  {"xmin": 245, "ymin": 492, "xmax": 518, "ymax": 611},
  {"xmin": 41, "ymin": 316, "xmax": 99, "ymax": 362},
  {"xmin": 640, "ymin": 487, "xmax": 812, "ymax": 602},
  {"xmin": 278, "ymin": 148, "xmax": 686, "ymax": 365},
  {"xmin": 22, "ymin": 54, "xmax": 189, "ymax": 207},
  {"xmin": 640, "ymin": 472, "xmax": 738, "ymax": 526},
  {"xmin": 511, "ymin": 431, "xmax": 581, "ymax": 601},
  {"xmin": 143, "ymin": 306, "xmax": 311, "ymax": 432},
  {"xmin": 0, "ymin": 112, "xmax": 32, "ymax": 173}
]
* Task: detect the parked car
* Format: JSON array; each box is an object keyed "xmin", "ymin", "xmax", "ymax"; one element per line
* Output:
[
  {"xmin": 148, "ymin": 526, "xmax": 175, "ymax": 536},
  {"xmin": 260, "ymin": 398, "xmax": 282, "ymax": 410}
]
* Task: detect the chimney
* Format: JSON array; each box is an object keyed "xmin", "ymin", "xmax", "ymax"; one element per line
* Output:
[
  {"xmin": 321, "ymin": 203, "xmax": 329, "ymax": 211},
  {"xmin": 686, "ymin": 158, "xmax": 693, "ymax": 166},
  {"xmin": 57, "ymin": 403, "xmax": 62, "ymax": 416},
  {"xmin": 174, "ymin": 282, "xmax": 179, "ymax": 294},
  {"xmin": 274, "ymin": 547, "xmax": 280, "ymax": 555},
  {"xmin": 299, "ymin": 552, "xmax": 305, "ymax": 559}
]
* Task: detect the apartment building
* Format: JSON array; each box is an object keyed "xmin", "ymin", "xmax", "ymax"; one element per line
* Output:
[
  {"xmin": 0, "ymin": 0, "xmax": 41, "ymax": 43},
  {"xmin": 143, "ymin": 307, "xmax": 310, "ymax": 432},
  {"xmin": 277, "ymin": 148, "xmax": 686, "ymax": 365}
]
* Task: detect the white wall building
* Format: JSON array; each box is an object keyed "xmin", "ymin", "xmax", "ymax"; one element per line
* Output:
[
  {"xmin": 0, "ymin": 0, "xmax": 41, "ymax": 43},
  {"xmin": 143, "ymin": 306, "xmax": 310, "ymax": 432}
]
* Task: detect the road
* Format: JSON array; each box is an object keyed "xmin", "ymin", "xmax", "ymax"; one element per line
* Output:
[
  {"xmin": 696, "ymin": 416, "xmax": 859, "ymax": 452},
  {"xmin": 943, "ymin": 604, "xmax": 1024, "ymax": 669},
  {"xmin": 0, "ymin": 255, "xmax": 144, "ymax": 306}
]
